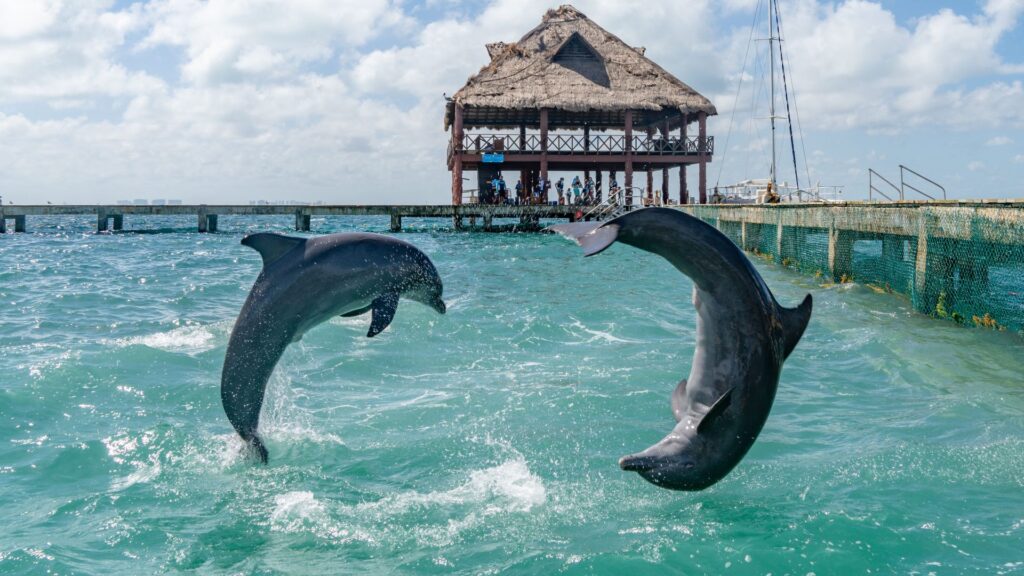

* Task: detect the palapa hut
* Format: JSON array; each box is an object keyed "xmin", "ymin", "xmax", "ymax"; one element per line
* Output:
[{"xmin": 445, "ymin": 4, "xmax": 717, "ymax": 207}]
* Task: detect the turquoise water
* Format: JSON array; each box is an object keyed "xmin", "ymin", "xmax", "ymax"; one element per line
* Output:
[{"xmin": 2, "ymin": 216, "xmax": 1023, "ymax": 575}]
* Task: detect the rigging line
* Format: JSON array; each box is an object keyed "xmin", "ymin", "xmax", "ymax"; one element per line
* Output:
[
  {"xmin": 774, "ymin": 2, "xmax": 812, "ymax": 189},
  {"xmin": 715, "ymin": 0, "xmax": 763, "ymax": 188},
  {"xmin": 773, "ymin": 0, "xmax": 800, "ymax": 191}
]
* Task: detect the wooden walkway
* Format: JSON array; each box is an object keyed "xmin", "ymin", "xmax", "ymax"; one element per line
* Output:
[{"xmin": 0, "ymin": 204, "xmax": 585, "ymax": 233}]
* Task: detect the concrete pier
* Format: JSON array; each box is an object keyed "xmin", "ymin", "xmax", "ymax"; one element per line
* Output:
[{"xmin": 680, "ymin": 201, "xmax": 1024, "ymax": 331}]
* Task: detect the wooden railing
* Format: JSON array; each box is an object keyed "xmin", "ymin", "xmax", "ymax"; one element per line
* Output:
[{"xmin": 452, "ymin": 133, "xmax": 713, "ymax": 156}]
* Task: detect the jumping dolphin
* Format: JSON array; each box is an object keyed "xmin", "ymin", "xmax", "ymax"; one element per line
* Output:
[
  {"xmin": 549, "ymin": 208, "xmax": 811, "ymax": 491},
  {"xmin": 221, "ymin": 232, "xmax": 446, "ymax": 463}
]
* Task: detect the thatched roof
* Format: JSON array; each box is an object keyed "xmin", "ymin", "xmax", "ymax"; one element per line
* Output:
[{"xmin": 445, "ymin": 5, "xmax": 717, "ymax": 131}]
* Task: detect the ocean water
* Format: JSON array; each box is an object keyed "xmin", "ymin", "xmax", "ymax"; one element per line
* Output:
[{"xmin": 1, "ymin": 215, "xmax": 1022, "ymax": 575}]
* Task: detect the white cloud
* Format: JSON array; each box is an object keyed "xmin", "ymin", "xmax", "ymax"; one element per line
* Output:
[
  {"xmin": 141, "ymin": 0, "xmax": 410, "ymax": 85},
  {"xmin": 987, "ymin": 136, "xmax": 1013, "ymax": 146},
  {"xmin": 0, "ymin": 2, "xmax": 164, "ymax": 103},
  {"xmin": 1014, "ymin": 154, "xmax": 1024, "ymax": 164},
  {"xmin": 968, "ymin": 160, "xmax": 985, "ymax": 172},
  {"xmin": 758, "ymin": 0, "xmax": 1024, "ymax": 130}
]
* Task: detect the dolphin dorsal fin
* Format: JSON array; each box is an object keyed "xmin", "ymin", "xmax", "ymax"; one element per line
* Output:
[
  {"xmin": 697, "ymin": 387, "xmax": 733, "ymax": 434},
  {"xmin": 241, "ymin": 233, "xmax": 306, "ymax": 268},
  {"xmin": 780, "ymin": 294, "xmax": 813, "ymax": 359},
  {"xmin": 671, "ymin": 378, "xmax": 687, "ymax": 423}
]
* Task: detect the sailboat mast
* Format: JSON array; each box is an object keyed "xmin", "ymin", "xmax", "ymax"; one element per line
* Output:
[{"xmin": 768, "ymin": 0, "xmax": 777, "ymax": 187}]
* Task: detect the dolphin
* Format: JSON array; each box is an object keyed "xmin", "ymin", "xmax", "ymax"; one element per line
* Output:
[
  {"xmin": 221, "ymin": 232, "xmax": 447, "ymax": 463},
  {"xmin": 548, "ymin": 208, "xmax": 811, "ymax": 490}
]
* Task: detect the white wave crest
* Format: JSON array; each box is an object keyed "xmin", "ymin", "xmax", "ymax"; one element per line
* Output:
[
  {"xmin": 355, "ymin": 458, "xmax": 547, "ymax": 516},
  {"xmin": 111, "ymin": 322, "xmax": 226, "ymax": 356}
]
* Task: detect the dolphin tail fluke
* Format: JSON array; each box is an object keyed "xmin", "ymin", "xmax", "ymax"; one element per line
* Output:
[
  {"xmin": 546, "ymin": 222, "xmax": 620, "ymax": 256},
  {"xmin": 780, "ymin": 294, "xmax": 813, "ymax": 359},
  {"xmin": 247, "ymin": 434, "xmax": 269, "ymax": 464}
]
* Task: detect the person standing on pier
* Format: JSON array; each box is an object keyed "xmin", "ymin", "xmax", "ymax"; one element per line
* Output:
[
  {"xmin": 515, "ymin": 179, "xmax": 523, "ymax": 205},
  {"xmin": 557, "ymin": 177, "xmax": 565, "ymax": 205}
]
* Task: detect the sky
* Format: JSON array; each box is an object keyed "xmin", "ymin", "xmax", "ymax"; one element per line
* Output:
[{"xmin": 1, "ymin": 0, "xmax": 1023, "ymax": 205}]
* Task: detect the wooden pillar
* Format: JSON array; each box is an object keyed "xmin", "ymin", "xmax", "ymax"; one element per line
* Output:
[
  {"xmin": 483, "ymin": 214, "xmax": 493, "ymax": 231},
  {"xmin": 740, "ymin": 221, "xmax": 749, "ymax": 250},
  {"xmin": 207, "ymin": 214, "xmax": 218, "ymax": 233},
  {"xmin": 624, "ymin": 110, "xmax": 633, "ymax": 206},
  {"xmin": 698, "ymin": 111, "xmax": 708, "ymax": 204},
  {"xmin": 452, "ymin": 104, "xmax": 465, "ymax": 206},
  {"xmin": 197, "ymin": 206, "xmax": 207, "ymax": 233},
  {"xmin": 645, "ymin": 127, "xmax": 654, "ymax": 203},
  {"xmin": 679, "ymin": 116, "xmax": 689, "ymax": 204},
  {"xmin": 97, "ymin": 209, "xmax": 109, "ymax": 232},
  {"xmin": 519, "ymin": 124, "xmax": 526, "ymax": 151},
  {"xmin": 112, "ymin": 214, "xmax": 123, "ymax": 231},
  {"xmin": 595, "ymin": 170, "xmax": 603, "ymax": 203},
  {"xmin": 390, "ymin": 214, "xmax": 402, "ymax": 232},
  {"xmin": 0, "ymin": 217, "xmax": 6, "ymax": 234},
  {"xmin": 540, "ymin": 108, "xmax": 549, "ymax": 195},
  {"xmin": 295, "ymin": 210, "xmax": 310, "ymax": 231}
]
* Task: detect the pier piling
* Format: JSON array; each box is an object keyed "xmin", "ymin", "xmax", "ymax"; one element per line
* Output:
[
  {"xmin": 390, "ymin": 214, "xmax": 402, "ymax": 232},
  {"xmin": 295, "ymin": 210, "xmax": 311, "ymax": 232}
]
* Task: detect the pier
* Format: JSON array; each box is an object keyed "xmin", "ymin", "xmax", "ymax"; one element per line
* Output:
[
  {"xmin": 679, "ymin": 201, "xmax": 1024, "ymax": 332},
  {"xmin": 0, "ymin": 204, "xmax": 584, "ymax": 234}
]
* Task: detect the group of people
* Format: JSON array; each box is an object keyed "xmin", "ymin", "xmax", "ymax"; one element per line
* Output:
[{"xmin": 481, "ymin": 173, "xmax": 622, "ymax": 206}]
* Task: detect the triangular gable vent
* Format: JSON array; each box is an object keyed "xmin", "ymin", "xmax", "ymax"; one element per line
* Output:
[
  {"xmin": 553, "ymin": 33, "xmax": 600, "ymax": 63},
  {"xmin": 552, "ymin": 32, "xmax": 609, "ymax": 87}
]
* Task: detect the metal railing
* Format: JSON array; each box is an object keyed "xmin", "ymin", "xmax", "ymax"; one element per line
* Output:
[
  {"xmin": 869, "ymin": 169, "xmax": 900, "ymax": 201},
  {"xmin": 869, "ymin": 166, "xmax": 946, "ymax": 201},
  {"xmin": 900, "ymin": 164, "xmax": 946, "ymax": 201}
]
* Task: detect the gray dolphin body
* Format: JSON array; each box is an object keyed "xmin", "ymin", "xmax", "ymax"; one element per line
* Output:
[
  {"xmin": 221, "ymin": 232, "xmax": 446, "ymax": 463},
  {"xmin": 550, "ymin": 208, "xmax": 811, "ymax": 490}
]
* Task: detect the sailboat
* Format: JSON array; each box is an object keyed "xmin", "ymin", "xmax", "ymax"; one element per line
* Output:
[{"xmin": 715, "ymin": 0, "xmax": 842, "ymax": 204}]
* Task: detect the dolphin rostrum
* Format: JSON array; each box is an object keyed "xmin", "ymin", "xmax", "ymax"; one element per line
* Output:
[
  {"xmin": 221, "ymin": 232, "xmax": 446, "ymax": 463},
  {"xmin": 549, "ymin": 208, "xmax": 811, "ymax": 490}
]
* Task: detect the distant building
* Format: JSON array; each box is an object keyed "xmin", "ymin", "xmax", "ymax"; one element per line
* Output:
[{"xmin": 151, "ymin": 199, "xmax": 166, "ymax": 206}]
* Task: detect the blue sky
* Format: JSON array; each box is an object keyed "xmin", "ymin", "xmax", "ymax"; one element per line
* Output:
[{"xmin": 0, "ymin": 0, "xmax": 1022, "ymax": 204}]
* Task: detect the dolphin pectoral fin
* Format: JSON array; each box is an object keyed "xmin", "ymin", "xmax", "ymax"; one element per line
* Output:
[
  {"xmin": 341, "ymin": 304, "xmax": 373, "ymax": 317},
  {"xmin": 241, "ymin": 232, "xmax": 306, "ymax": 268},
  {"xmin": 780, "ymin": 293, "xmax": 813, "ymax": 359},
  {"xmin": 367, "ymin": 292, "xmax": 399, "ymax": 338},
  {"xmin": 697, "ymin": 387, "xmax": 733, "ymax": 434},
  {"xmin": 672, "ymin": 378, "xmax": 687, "ymax": 422},
  {"xmin": 547, "ymin": 223, "xmax": 620, "ymax": 257}
]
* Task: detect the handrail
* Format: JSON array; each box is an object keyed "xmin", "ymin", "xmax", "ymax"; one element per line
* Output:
[
  {"xmin": 869, "ymin": 168, "xmax": 900, "ymax": 201},
  {"xmin": 900, "ymin": 164, "xmax": 945, "ymax": 200},
  {"xmin": 455, "ymin": 133, "xmax": 713, "ymax": 156}
]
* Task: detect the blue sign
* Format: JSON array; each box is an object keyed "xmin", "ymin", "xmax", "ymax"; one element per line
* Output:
[{"xmin": 482, "ymin": 153, "xmax": 505, "ymax": 163}]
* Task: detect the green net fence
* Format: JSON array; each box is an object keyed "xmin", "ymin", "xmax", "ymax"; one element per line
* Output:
[{"xmin": 686, "ymin": 203, "xmax": 1024, "ymax": 335}]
